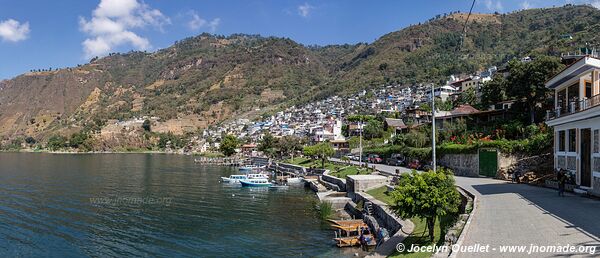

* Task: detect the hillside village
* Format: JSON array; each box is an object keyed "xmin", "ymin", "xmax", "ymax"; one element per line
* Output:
[{"xmin": 197, "ymin": 64, "xmax": 499, "ymax": 153}]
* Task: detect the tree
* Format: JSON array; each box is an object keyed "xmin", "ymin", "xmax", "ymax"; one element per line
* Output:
[
  {"xmin": 258, "ymin": 132, "xmax": 277, "ymax": 157},
  {"xmin": 47, "ymin": 135, "xmax": 67, "ymax": 151},
  {"xmin": 363, "ymin": 120, "xmax": 384, "ymax": 140},
  {"xmin": 219, "ymin": 135, "xmax": 239, "ymax": 156},
  {"xmin": 276, "ymin": 135, "xmax": 303, "ymax": 159},
  {"xmin": 142, "ymin": 119, "xmax": 151, "ymax": 132},
  {"xmin": 70, "ymin": 132, "xmax": 89, "ymax": 148},
  {"xmin": 303, "ymin": 142, "xmax": 335, "ymax": 168},
  {"xmin": 480, "ymin": 74, "xmax": 507, "ymax": 107},
  {"xmin": 454, "ymin": 87, "xmax": 477, "ymax": 106},
  {"xmin": 390, "ymin": 169, "xmax": 460, "ymax": 242},
  {"xmin": 504, "ymin": 56, "xmax": 563, "ymax": 123}
]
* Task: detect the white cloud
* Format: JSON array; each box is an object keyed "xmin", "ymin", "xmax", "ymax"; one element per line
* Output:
[
  {"xmin": 591, "ymin": 0, "xmax": 600, "ymax": 9},
  {"xmin": 79, "ymin": 0, "xmax": 170, "ymax": 58},
  {"xmin": 0, "ymin": 19, "xmax": 30, "ymax": 42},
  {"xmin": 298, "ymin": 3, "xmax": 314, "ymax": 18},
  {"xmin": 521, "ymin": 1, "xmax": 532, "ymax": 9},
  {"xmin": 187, "ymin": 11, "xmax": 220, "ymax": 32},
  {"xmin": 482, "ymin": 0, "xmax": 504, "ymax": 12}
]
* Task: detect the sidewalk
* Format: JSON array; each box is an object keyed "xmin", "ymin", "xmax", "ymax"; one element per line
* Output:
[
  {"xmin": 330, "ymin": 159, "xmax": 600, "ymax": 257},
  {"xmin": 454, "ymin": 176, "xmax": 600, "ymax": 258}
]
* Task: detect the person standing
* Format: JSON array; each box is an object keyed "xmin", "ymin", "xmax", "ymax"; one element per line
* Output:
[{"xmin": 558, "ymin": 171, "xmax": 566, "ymax": 197}]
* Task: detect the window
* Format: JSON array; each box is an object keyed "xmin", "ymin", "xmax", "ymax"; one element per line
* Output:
[
  {"xmin": 568, "ymin": 84, "xmax": 579, "ymax": 112},
  {"xmin": 559, "ymin": 131, "xmax": 566, "ymax": 152},
  {"xmin": 586, "ymin": 82, "xmax": 592, "ymax": 98},
  {"xmin": 557, "ymin": 89, "xmax": 566, "ymax": 112},
  {"xmin": 568, "ymin": 129, "xmax": 577, "ymax": 152}
]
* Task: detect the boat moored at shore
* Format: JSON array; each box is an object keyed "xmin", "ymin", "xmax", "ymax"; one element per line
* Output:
[
  {"xmin": 220, "ymin": 175, "xmax": 248, "ymax": 183},
  {"xmin": 239, "ymin": 178, "xmax": 272, "ymax": 187}
]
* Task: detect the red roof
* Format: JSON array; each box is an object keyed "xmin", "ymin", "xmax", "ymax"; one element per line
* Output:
[{"xmin": 451, "ymin": 104, "xmax": 480, "ymax": 116}]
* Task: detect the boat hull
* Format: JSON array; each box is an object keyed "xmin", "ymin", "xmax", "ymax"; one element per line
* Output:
[{"xmin": 240, "ymin": 181, "xmax": 272, "ymax": 187}]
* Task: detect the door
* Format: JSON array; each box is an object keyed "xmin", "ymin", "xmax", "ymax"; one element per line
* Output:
[
  {"xmin": 479, "ymin": 149, "xmax": 498, "ymax": 177},
  {"xmin": 581, "ymin": 128, "xmax": 592, "ymax": 187}
]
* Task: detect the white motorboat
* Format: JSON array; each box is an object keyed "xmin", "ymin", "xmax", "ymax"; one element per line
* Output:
[
  {"xmin": 220, "ymin": 175, "xmax": 248, "ymax": 183},
  {"xmin": 247, "ymin": 173, "xmax": 269, "ymax": 180},
  {"xmin": 240, "ymin": 178, "xmax": 272, "ymax": 187}
]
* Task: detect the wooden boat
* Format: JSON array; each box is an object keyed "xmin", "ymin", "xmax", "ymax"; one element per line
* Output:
[{"xmin": 328, "ymin": 219, "xmax": 377, "ymax": 248}]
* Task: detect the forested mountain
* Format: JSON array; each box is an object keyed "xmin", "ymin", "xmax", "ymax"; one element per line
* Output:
[{"xmin": 1, "ymin": 4, "xmax": 599, "ymax": 143}]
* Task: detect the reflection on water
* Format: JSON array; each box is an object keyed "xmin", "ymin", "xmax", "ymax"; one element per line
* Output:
[{"xmin": 0, "ymin": 153, "xmax": 355, "ymax": 257}]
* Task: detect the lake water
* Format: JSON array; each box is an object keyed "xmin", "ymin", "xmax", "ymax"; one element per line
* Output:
[{"xmin": 0, "ymin": 153, "xmax": 355, "ymax": 257}]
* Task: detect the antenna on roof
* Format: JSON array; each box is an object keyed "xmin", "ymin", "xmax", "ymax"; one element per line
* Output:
[{"xmin": 458, "ymin": 0, "xmax": 477, "ymax": 53}]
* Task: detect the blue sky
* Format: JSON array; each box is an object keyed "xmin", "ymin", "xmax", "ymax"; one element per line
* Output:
[{"xmin": 0, "ymin": 0, "xmax": 597, "ymax": 79}]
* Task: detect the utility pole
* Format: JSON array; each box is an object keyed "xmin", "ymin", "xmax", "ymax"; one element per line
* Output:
[
  {"xmin": 359, "ymin": 119, "xmax": 363, "ymax": 167},
  {"xmin": 431, "ymin": 84, "xmax": 437, "ymax": 172}
]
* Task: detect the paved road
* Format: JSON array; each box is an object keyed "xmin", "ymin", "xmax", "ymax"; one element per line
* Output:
[{"xmin": 331, "ymin": 159, "xmax": 600, "ymax": 257}]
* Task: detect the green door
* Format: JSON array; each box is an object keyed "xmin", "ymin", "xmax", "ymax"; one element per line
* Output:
[{"xmin": 479, "ymin": 149, "xmax": 498, "ymax": 177}]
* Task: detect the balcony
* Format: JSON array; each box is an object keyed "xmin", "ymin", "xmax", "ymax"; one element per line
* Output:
[{"xmin": 546, "ymin": 94, "xmax": 600, "ymax": 120}]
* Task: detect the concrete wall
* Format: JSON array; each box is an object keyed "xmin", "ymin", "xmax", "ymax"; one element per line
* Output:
[
  {"xmin": 321, "ymin": 171, "xmax": 347, "ymax": 192},
  {"xmin": 346, "ymin": 175, "xmax": 388, "ymax": 193}
]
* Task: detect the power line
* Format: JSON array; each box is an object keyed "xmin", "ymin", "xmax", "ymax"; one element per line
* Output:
[{"xmin": 458, "ymin": 0, "xmax": 477, "ymax": 52}]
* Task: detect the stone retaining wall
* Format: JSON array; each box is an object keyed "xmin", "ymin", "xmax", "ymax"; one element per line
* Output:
[
  {"xmin": 439, "ymin": 152, "xmax": 552, "ymax": 179},
  {"xmin": 352, "ymin": 192, "xmax": 403, "ymax": 235},
  {"xmin": 321, "ymin": 171, "xmax": 347, "ymax": 192},
  {"xmin": 438, "ymin": 153, "xmax": 479, "ymax": 177}
]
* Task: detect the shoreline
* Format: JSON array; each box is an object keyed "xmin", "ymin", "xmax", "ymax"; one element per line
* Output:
[{"xmin": 0, "ymin": 149, "xmax": 222, "ymax": 156}]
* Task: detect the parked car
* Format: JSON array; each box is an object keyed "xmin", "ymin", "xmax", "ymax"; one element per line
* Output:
[
  {"xmin": 367, "ymin": 154, "xmax": 383, "ymax": 164},
  {"xmin": 386, "ymin": 153, "xmax": 406, "ymax": 166}
]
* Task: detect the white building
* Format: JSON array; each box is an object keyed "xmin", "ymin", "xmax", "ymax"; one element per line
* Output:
[{"xmin": 545, "ymin": 56, "xmax": 600, "ymax": 196}]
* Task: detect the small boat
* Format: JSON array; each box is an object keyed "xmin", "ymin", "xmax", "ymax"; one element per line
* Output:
[
  {"xmin": 240, "ymin": 178, "xmax": 272, "ymax": 187},
  {"xmin": 221, "ymin": 175, "xmax": 248, "ymax": 183},
  {"xmin": 247, "ymin": 173, "xmax": 269, "ymax": 180},
  {"xmin": 286, "ymin": 177, "xmax": 304, "ymax": 184},
  {"xmin": 239, "ymin": 165, "xmax": 257, "ymax": 172}
]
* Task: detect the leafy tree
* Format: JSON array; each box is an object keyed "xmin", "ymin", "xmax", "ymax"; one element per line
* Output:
[
  {"xmin": 158, "ymin": 133, "xmax": 182, "ymax": 149},
  {"xmin": 70, "ymin": 132, "xmax": 89, "ymax": 148},
  {"xmin": 363, "ymin": 120, "xmax": 384, "ymax": 140},
  {"xmin": 276, "ymin": 135, "xmax": 304, "ymax": 159},
  {"xmin": 219, "ymin": 134, "xmax": 239, "ymax": 156},
  {"xmin": 390, "ymin": 169, "xmax": 460, "ymax": 242},
  {"xmin": 504, "ymin": 56, "xmax": 563, "ymax": 123},
  {"xmin": 434, "ymin": 98, "xmax": 453, "ymax": 111},
  {"xmin": 454, "ymin": 87, "xmax": 477, "ymax": 106},
  {"xmin": 142, "ymin": 119, "xmax": 151, "ymax": 132},
  {"xmin": 480, "ymin": 74, "xmax": 507, "ymax": 107},
  {"xmin": 258, "ymin": 132, "xmax": 277, "ymax": 157},
  {"xmin": 47, "ymin": 135, "xmax": 67, "ymax": 151},
  {"xmin": 303, "ymin": 142, "xmax": 335, "ymax": 168}
]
